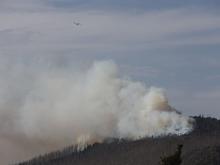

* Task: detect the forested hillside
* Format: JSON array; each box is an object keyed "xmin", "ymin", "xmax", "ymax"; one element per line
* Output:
[{"xmin": 16, "ymin": 116, "xmax": 220, "ymax": 165}]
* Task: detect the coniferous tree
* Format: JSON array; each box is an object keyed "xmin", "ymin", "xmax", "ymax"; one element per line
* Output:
[{"xmin": 160, "ymin": 144, "xmax": 183, "ymax": 165}]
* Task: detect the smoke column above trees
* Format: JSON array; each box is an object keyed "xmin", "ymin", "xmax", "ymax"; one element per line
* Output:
[{"xmin": 0, "ymin": 58, "xmax": 194, "ymax": 164}]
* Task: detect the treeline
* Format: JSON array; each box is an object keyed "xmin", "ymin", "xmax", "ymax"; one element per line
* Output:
[
  {"xmin": 16, "ymin": 145, "xmax": 95, "ymax": 165},
  {"xmin": 16, "ymin": 116, "xmax": 220, "ymax": 165}
]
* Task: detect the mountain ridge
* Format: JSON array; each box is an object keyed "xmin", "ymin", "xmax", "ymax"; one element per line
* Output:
[{"xmin": 16, "ymin": 116, "xmax": 220, "ymax": 165}]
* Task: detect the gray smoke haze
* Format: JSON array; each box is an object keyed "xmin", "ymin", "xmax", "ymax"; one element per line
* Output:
[{"xmin": 0, "ymin": 57, "xmax": 194, "ymax": 164}]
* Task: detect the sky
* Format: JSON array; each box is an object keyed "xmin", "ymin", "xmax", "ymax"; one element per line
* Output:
[{"xmin": 0, "ymin": 0, "xmax": 220, "ymax": 117}]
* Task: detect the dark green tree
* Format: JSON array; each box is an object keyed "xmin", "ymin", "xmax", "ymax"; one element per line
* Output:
[{"xmin": 160, "ymin": 144, "xmax": 183, "ymax": 165}]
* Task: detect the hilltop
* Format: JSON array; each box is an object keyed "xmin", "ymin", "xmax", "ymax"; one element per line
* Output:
[{"xmin": 17, "ymin": 116, "xmax": 220, "ymax": 165}]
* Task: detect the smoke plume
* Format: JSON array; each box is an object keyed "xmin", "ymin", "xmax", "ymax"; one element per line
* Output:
[{"xmin": 0, "ymin": 58, "xmax": 194, "ymax": 164}]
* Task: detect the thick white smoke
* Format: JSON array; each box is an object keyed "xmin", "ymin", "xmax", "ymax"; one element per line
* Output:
[{"xmin": 0, "ymin": 59, "xmax": 194, "ymax": 164}]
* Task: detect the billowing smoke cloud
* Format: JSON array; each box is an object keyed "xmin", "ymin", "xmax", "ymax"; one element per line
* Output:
[{"xmin": 0, "ymin": 58, "xmax": 194, "ymax": 164}]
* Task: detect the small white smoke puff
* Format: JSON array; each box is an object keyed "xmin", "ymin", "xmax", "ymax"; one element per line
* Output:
[{"xmin": 0, "ymin": 60, "xmax": 194, "ymax": 164}]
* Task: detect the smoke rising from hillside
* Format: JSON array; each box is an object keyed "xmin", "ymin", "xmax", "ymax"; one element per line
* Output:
[{"xmin": 0, "ymin": 59, "xmax": 194, "ymax": 164}]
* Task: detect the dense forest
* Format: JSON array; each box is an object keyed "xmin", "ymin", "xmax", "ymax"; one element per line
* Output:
[{"xmin": 16, "ymin": 116, "xmax": 220, "ymax": 165}]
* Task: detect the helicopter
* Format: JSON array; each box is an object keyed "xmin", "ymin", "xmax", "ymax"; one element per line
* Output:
[{"xmin": 73, "ymin": 21, "xmax": 81, "ymax": 26}]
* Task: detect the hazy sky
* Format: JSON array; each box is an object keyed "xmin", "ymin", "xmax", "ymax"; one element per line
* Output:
[{"xmin": 0, "ymin": 0, "xmax": 220, "ymax": 117}]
